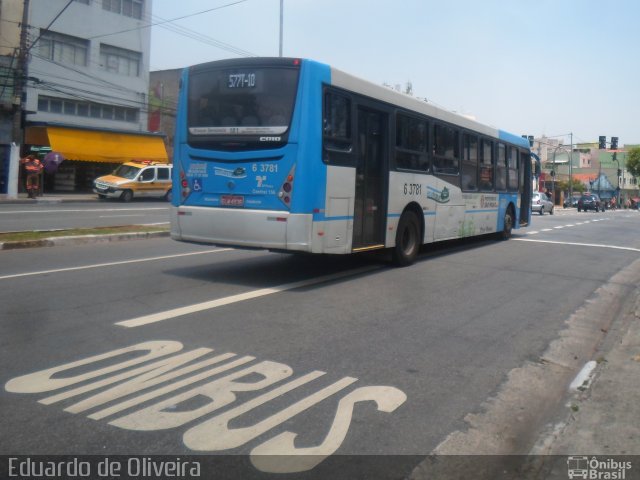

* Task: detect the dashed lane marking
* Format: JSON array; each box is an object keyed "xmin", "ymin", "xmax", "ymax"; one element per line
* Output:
[
  {"xmin": 525, "ymin": 217, "xmax": 615, "ymax": 235},
  {"xmin": 514, "ymin": 238, "xmax": 640, "ymax": 253},
  {"xmin": 0, "ymin": 249, "xmax": 232, "ymax": 281}
]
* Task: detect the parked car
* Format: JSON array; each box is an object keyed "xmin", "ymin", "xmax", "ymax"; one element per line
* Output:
[
  {"xmin": 93, "ymin": 160, "xmax": 172, "ymax": 202},
  {"xmin": 531, "ymin": 192, "xmax": 554, "ymax": 215},
  {"xmin": 563, "ymin": 194, "xmax": 580, "ymax": 208},
  {"xmin": 577, "ymin": 193, "xmax": 601, "ymax": 212}
]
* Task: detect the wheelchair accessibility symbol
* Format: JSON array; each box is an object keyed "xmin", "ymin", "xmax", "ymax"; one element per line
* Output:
[{"xmin": 192, "ymin": 178, "xmax": 202, "ymax": 192}]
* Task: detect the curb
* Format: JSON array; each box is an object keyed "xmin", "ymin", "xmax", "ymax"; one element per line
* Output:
[{"xmin": 0, "ymin": 230, "xmax": 170, "ymax": 250}]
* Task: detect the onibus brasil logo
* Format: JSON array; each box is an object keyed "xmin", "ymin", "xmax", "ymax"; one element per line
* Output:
[
  {"xmin": 567, "ymin": 456, "xmax": 632, "ymax": 479},
  {"xmin": 427, "ymin": 186, "xmax": 450, "ymax": 204}
]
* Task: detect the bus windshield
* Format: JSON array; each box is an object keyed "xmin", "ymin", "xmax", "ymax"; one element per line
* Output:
[{"xmin": 187, "ymin": 65, "xmax": 300, "ymax": 147}]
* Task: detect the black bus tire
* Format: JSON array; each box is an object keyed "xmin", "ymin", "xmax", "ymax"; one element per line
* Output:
[
  {"xmin": 499, "ymin": 206, "xmax": 514, "ymax": 240},
  {"xmin": 392, "ymin": 211, "xmax": 420, "ymax": 266}
]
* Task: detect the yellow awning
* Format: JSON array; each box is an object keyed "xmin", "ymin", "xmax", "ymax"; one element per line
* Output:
[{"xmin": 26, "ymin": 126, "xmax": 168, "ymax": 163}]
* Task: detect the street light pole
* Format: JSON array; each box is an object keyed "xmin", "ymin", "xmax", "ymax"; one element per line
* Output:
[
  {"xmin": 279, "ymin": 0, "xmax": 283, "ymax": 57},
  {"xmin": 569, "ymin": 132, "xmax": 573, "ymax": 205},
  {"xmin": 552, "ymin": 149, "xmax": 556, "ymax": 201}
]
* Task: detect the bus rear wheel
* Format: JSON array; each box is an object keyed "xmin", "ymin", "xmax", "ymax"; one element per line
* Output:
[
  {"xmin": 499, "ymin": 207, "xmax": 514, "ymax": 240},
  {"xmin": 393, "ymin": 211, "xmax": 420, "ymax": 266}
]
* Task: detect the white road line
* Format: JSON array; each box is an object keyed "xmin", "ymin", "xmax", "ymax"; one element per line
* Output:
[
  {"xmin": 541, "ymin": 228, "xmax": 553, "ymax": 232},
  {"xmin": 514, "ymin": 238, "xmax": 640, "ymax": 253},
  {"xmin": 0, "ymin": 208, "xmax": 168, "ymax": 215},
  {"xmin": 526, "ymin": 231, "xmax": 539, "ymax": 235},
  {"xmin": 570, "ymin": 361, "xmax": 597, "ymax": 391},
  {"xmin": 116, "ymin": 266, "xmax": 380, "ymax": 328},
  {"xmin": 0, "ymin": 248, "xmax": 232, "ymax": 281},
  {"xmin": 553, "ymin": 226, "xmax": 564, "ymax": 229}
]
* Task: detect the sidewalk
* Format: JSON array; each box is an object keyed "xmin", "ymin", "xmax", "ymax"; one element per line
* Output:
[{"xmin": 528, "ymin": 284, "xmax": 640, "ymax": 479}]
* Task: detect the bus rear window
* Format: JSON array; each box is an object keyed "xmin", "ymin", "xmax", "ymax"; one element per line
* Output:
[{"xmin": 187, "ymin": 66, "xmax": 299, "ymax": 144}]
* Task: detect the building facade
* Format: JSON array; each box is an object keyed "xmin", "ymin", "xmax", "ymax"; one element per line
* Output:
[
  {"xmin": 1, "ymin": 0, "xmax": 168, "ymax": 195},
  {"xmin": 532, "ymin": 136, "xmax": 639, "ymax": 206}
]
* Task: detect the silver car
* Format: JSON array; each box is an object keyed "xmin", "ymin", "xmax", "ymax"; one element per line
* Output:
[{"xmin": 531, "ymin": 192, "xmax": 554, "ymax": 215}]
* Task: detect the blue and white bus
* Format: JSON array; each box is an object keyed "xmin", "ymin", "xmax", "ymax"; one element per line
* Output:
[{"xmin": 170, "ymin": 57, "xmax": 531, "ymax": 265}]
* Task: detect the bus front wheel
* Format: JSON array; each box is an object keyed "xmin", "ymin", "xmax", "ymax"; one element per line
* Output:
[{"xmin": 393, "ymin": 211, "xmax": 420, "ymax": 267}]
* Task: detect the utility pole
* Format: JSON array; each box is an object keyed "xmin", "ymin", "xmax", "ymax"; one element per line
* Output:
[
  {"xmin": 568, "ymin": 132, "xmax": 573, "ymax": 204},
  {"xmin": 12, "ymin": 0, "xmax": 30, "ymax": 149},
  {"xmin": 6, "ymin": 0, "xmax": 29, "ymax": 198}
]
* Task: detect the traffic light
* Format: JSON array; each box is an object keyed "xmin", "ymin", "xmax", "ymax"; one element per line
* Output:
[
  {"xmin": 528, "ymin": 135, "xmax": 534, "ymax": 147},
  {"xmin": 599, "ymin": 136, "xmax": 607, "ymax": 149},
  {"xmin": 618, "ymin": 169, "xmax": 622, "ymax": 177},
  {"xmin": 611, "ymin": 137, "xmax": 618, "ymax": 150}
]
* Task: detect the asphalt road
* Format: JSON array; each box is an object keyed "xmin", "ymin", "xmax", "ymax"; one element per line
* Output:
[
  {"xmin": 1, "ymin": 208, "xmax": 639, "ymax": 479},
  {"xmin": 0, "ymin": 200, "xmax": 170, "ymax": 232}
]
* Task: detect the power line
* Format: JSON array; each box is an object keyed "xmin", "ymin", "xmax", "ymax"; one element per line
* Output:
[
  {"xmin": 89, "ymin": 0, "xmax": 254, "ymax": 57},
  {"xmin": 25, "ymin": 0, "xmax": 74, "ymax": 55}
]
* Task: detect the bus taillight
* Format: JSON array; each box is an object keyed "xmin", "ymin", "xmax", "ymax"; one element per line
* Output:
[
  {"xmin": 179, "ymin": 171, "xmax": 190, "ymax": 199},
  {"xmin": 278, "ymin": 166, "xmax": 296, "ymax": 208}
]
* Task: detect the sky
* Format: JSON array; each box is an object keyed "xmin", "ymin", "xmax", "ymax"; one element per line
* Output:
[{"xmin": 149, "ymin": 0, "xmax": 640, "ymax": 146}]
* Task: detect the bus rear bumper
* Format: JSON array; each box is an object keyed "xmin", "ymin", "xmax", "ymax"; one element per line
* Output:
[{"xmin": 170, "ymin": 206, "xmax": 313, "ymax": 252}]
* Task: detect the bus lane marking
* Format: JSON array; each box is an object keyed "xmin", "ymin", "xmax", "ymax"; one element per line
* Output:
[
  {"xmin": 5, "ymin": 340, "xmax": 407, "ymax": 474},
  {"xmin": 514, "ymin": 238, "xmax": 640, "ymax": 253},
  {"xmin": 0, "ymin": 249, "xmax": 232, "ymax": 281},
  {"xmin": 116, "ymin": 266, "xmax": 381, "ymax": 328}
]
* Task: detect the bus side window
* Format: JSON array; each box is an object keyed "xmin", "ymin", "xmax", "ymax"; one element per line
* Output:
[
  {"xmin": 432, "ymin": 123, "xmax": 459, "ymax": 175},
  {"xmin": 496, "ymin": 143, "xmax": 507, "ymax": 191},
  {"xmin": 461, "ymin": 133, "xmax": 478, "ymax": 190},
  {"xmin": 395, "ymin": 113, "xmax": 429, "ymax": 172},
  {"xmin": 323, "ymin": 90, "xmax": 353, "ymax": 164},
  {"xmin": 507, "ymin": 146, "xmax": 519, "ymax": 191},
  {"xmin": 479, "ymin": 138, "xmax": 494, "ymax": 191}
]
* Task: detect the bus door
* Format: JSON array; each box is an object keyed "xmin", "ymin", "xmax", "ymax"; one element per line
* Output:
[
  {"xmin": 520, "ymin": 150, "xmax": 532, "ymax": 225},
  {"xmin": 353, "ymin": 107, "xmax": 387, "ymax": 251}
]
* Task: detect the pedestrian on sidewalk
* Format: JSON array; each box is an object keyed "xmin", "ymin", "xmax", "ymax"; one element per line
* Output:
[{"xmin": 20, "ymin": 154, "xmax": 43, "ymax": 198}]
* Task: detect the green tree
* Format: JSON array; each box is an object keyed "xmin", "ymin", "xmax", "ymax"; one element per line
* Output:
[
  {"xmin": 556, "ymin": 178, "xmax": 586, "ymax": 194},
  {"xmin": 627, "ymin": 147, "xmax": 640, "ymax": 180}
]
